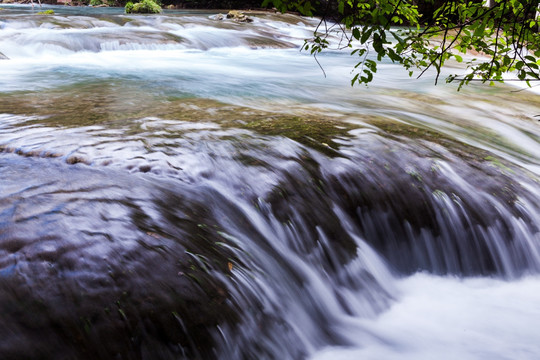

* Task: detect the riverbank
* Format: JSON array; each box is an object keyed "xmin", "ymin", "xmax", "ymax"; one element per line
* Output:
[{"xmin": 0, "ymin": 0, "xmax": 274, "ymax": 10}]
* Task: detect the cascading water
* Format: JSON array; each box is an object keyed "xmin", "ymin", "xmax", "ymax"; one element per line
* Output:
[{"xmin": 0, "ymin": 4, "xmax": 539, "ymax": 359}]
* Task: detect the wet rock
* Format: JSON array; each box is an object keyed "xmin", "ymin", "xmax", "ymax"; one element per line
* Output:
[
  {"xmin": 227, "ymin": 10, "xmax": 253, "ymax": 23},
  {"xmin": 66, "ymin": 155, "xmax": 90, "ymax": 165},
  {"xmin": 0, "ymin": 159, "xmax": 240, "ymax": 359}
]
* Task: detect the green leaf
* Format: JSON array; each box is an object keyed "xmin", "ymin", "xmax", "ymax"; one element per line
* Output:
[
  {"xmin": 360, "ymin": 28, "xmax": 372, "ymax": 44},
  {"xmin": 338, "ymin": 1, "xmax": 344, "ymax": 14},
  {"xmin": 351, "ymin": 73, "xmax": 359, "ymax": 86},
  {"xmin": 352, "ymin": 27, "xmax": 361, "ymax": 41}
]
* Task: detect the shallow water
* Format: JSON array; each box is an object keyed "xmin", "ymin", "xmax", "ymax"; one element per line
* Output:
[{"xmin": 0, "ymin": 4, "xmax": 539, "ymax": 359}]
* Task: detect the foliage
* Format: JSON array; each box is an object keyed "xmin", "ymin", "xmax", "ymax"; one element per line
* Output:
[
  {"xmin": 125, "ymin": 0, "xmax": 162, "ymax": 13},
  {"xmin": 125, "ymin": 1, "xmax": 134, "ymax": 12},
  {"xmin": 262, "ymin": 0, "xmax": 540, "ymax": 89},
  {"xmin": 89, "ymin": 0, "xmax": 103, "ymax": 5},
  {"xmin": 36, "ymin": 10, "xmax": 55, "ymax": 15}
]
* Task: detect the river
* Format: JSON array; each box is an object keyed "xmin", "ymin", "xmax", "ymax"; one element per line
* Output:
[{"xmin": 1, "ymin": 4, "xmax": 539, "ymax": 359}]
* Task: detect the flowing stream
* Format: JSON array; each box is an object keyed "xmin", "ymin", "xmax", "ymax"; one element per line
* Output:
[{"xmin": 1, "ymin": 4, "xmax": 540, "ymax": 359}]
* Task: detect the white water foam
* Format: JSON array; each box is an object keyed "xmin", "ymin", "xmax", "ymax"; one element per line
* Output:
[{"xmin": 312, "ymin": 273, "xmax": 540, "ymax": 360}]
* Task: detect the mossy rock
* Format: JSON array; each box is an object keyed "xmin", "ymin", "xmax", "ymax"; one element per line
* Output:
[
  {"xmin": 125, "ymin": 0, "xmax": 161, "ymax": 14},
  {"xmin": 36, "ymin": 9, "xmax": 55, "ymax": 15}
]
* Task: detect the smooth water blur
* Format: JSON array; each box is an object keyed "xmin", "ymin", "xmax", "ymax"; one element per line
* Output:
[
  {"xmin": 313, "ymin": 274, "xmax": 540, "ymax": 360},
  {"xmin": 1, "ymin": 4, "xmax": 540, "ymax": 359}
]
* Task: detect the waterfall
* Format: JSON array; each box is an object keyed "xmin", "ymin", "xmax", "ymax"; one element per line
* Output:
[{"xmin": 0, "ymin": 4, "xmax": 539, "ymax": 359}]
